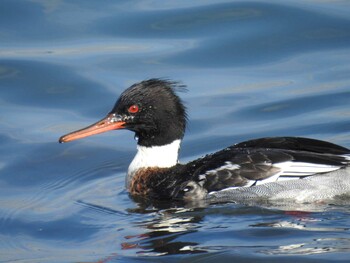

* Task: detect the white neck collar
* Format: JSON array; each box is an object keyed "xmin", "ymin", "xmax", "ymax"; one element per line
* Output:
[{"xmin": 126, "ymin": 139, "xmax": 181, "ymax": 187}]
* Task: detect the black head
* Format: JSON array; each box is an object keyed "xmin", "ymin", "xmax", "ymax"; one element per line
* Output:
[
  {"xmin": 59, "ymin": 79, "xmax": 187, "ymax": 147},
  {"xmin": 110, "ymin": 79, "xmax": 187, "ymax": 146},
  {"xmin": 59, "ymin": 79, "xmax": 186, "ymax": 146}
]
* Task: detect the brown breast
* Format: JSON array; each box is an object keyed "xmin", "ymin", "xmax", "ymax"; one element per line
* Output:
[{"xmin": 128, "ymin": 167, "xmax": 166, "ymax": 196}]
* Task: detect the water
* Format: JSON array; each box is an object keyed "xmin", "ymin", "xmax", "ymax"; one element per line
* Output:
[{"xmin": 1, "ymin": 0, "xmax": 350, "ymax": 262}]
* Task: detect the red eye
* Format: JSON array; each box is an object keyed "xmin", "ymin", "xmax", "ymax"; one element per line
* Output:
[{"xmin": 128, "ymin": 104, "xmax": 139, "ymax": 113}]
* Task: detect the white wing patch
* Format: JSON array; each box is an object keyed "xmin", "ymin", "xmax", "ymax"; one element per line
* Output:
[
  {"xmin": 273, "ymin": 161, "xmax": 341, "ymax": 177},
  {"xmin": 343, "ymin": 154, "xmax": 350, "ymax": 161}
]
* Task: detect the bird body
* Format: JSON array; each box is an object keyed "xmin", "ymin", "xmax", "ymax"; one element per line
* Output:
[{"xmin": 59, "ymin": 79, "xmax": 350, "ymax": 202}]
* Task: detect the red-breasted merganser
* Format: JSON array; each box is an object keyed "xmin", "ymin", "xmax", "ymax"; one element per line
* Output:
[{"xmin": 59, "ymin": 79, "xmax": 350, "ymax": 202}]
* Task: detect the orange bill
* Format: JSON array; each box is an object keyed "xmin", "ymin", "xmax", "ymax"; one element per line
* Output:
[{"xmin": 59, "ymin": 114, "xmax": 125, "ymax": 143}]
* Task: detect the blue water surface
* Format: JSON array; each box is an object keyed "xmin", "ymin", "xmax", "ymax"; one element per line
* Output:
[{"xmin": 1, "ymin": 0, "xmax": 350, "ymax": 262}]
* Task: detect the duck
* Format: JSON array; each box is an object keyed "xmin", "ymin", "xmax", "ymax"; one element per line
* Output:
[{"xmin": 59, "ymin": 79, "xmax": 350, "ymax": 202}]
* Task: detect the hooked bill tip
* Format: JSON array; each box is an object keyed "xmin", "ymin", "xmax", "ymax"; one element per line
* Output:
[{"xmin": 58, "ymin": 135, "xmax": 70, "ymax": 143}]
